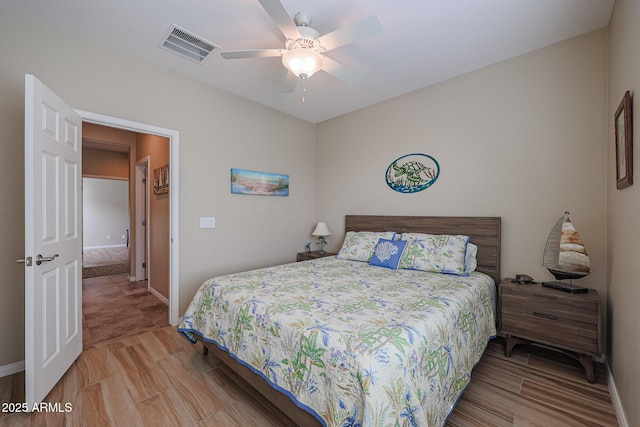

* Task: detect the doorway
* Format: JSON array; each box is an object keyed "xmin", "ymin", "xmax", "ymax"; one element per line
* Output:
[
  {"xmin": 22, "ymin": 75, "xmax": 180, "ymax": 408},
  {"xmin": 82, "ymin": 176, "xmax": 130, "ymax": 278},
  {"xmin": 77, "ymin": 110, "xmax": 180, "ymax": 326}
]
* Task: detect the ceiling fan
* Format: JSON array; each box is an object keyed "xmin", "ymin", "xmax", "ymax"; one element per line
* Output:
[{"xmin": 220, "ymin": 0, "xmax": 382, "ymax": 92}]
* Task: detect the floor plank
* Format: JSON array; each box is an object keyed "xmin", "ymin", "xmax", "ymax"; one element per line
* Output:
[{"xmin": 0, "ymin": 274, "xmax": 619, "ymax": 426}]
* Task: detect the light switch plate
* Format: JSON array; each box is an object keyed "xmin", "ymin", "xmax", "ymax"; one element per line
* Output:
[{"xmin": 200, "ymin": 217, "xmax": 215, "ymax": 228}]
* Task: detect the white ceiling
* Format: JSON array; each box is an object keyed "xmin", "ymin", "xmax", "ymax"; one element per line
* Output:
[{"xmin": 1, "ymin": 0, "xmax": 614, "ymax": 123}]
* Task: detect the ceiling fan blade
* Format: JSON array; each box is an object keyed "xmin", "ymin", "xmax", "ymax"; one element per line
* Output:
[
  {"xmin": 321, "ymin": 56, "xmax": 363, "ymax": 85},
  {"xmin": 220, "ymin": 49, "xmax": 283, "ymax": 59},
  {"xmin": 279, "ymin": 70, "xmax": 298, "ymax": 93},
  {"xmin": 318, "ymin": 15, "xmax": 382, "ymax": 51},
  {"xmin": 257, "ymin": 0, "xmax": 300, "ymax": 40}
]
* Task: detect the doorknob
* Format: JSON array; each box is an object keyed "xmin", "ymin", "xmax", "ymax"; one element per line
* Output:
[{"xmin": 35, "ymin": 254, "xmax": 59, "ymax": 266}]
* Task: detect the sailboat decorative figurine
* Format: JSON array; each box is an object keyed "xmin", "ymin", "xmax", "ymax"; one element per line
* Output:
[{"xmin": 542, "ymin": 212, "xmax": 590, "ymax": 294}]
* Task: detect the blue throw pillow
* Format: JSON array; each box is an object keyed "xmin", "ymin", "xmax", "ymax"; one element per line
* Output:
[{"xmin": 369, "ymin": 238, "xmax": 407, "ymax": 270}]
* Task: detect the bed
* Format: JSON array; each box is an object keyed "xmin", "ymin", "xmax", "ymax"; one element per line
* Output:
[{"xmin": 178, "ymin": 215, "xmax": 501, "ymax": 426}]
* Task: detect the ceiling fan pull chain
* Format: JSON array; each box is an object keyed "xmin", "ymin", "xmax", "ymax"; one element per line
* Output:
[{"xmin": 301, "ymin": 81, "xmax": 307, "ymax": 104}]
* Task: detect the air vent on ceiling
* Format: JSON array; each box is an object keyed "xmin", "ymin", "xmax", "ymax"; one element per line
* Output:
[{"xmin": 159, "ymin": 24, "xmax": 218, "ymax": 63}]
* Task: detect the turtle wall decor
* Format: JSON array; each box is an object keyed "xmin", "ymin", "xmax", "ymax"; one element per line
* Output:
[{"xmin": 385, "ymin": 153, "xmax": 440, "ymax": 193}]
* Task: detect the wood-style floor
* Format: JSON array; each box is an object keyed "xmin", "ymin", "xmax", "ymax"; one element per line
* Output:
[
  {"xmin": 1, "ymin": 274, "xmax": 619, "ymax": 426},
  {"xmin": 81, "ymin": 274, "xmax": 167, "ymax": 349}
]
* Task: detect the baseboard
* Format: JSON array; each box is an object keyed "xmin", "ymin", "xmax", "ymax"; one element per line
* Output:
[
  {"xmin": 606, "ymin": 358, "xmax": 629, "ymax": 427},
  {"xmin": 149, "ymin": 286, "xmax": 169, "ymax": 306},
  {"xmin": 0, "ymin": 360, "xmax": 25, "ymax": 378}
]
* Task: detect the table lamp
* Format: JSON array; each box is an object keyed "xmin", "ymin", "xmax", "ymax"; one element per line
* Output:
[{"xmin": 312, "ymin": 222, "xmax": 331, "ymax": 254}]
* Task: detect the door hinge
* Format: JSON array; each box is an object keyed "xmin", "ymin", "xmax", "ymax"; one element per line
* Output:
[
  {"xmin": 142, "ymin": 262, "xmax": 146, "ymax": 268},
  {"xmin": 142, "ymin": 220, "xmax": 146, "ymax": 226}
]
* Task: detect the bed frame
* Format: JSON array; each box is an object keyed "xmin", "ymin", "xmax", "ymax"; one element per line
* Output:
[{"xmin": 202, "ymin": 215, "xmax": 501, "ymax": 426}]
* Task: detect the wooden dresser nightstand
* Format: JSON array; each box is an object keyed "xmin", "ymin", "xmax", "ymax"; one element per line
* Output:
[
  {"xmin": 296, "ymin": 251, "xmax": 336, "ymax": 262},
  {"xmin": 499, "ymin": 278, "xmax": 601, "ymax": 382}
]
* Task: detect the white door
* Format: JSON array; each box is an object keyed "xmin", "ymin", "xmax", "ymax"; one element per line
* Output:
[{"xmin": 23, "ymin": 74, "xmax": 82, "ymax": 408}]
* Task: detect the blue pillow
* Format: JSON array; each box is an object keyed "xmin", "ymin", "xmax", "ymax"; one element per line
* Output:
[{"xmin": 369, "ymin": 238, "xmax": 407, "ymax": 270}]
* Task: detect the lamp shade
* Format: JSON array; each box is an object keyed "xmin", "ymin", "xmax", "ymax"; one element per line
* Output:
[
  {"xmin": 282, "ymin": 48, "xmax": 324, "ymax": 79},
  {"xmin": 312, "ymin": 222, "xmax": 331, "ymax": 237}
]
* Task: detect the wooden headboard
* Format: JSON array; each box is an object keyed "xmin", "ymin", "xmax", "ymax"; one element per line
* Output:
[{"xmin": 345, "ymin": 215, "xmax": 501, "ymax": 284}]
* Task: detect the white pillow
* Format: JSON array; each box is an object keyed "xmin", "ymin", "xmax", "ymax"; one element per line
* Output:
[
  {"xmin": 337, "ymin": 231, "xmax": 397, "ymax": 262},
  {"xmin": 400, "ymin": 233, "xmax": 477, "ymax": 273},
  {"xmin": 465, "ymin": 243, "xmax": 478, "ymax": 273},
  {"xmin": 398, "ymin": 234, "xmax": 470, "ymax": 275}
]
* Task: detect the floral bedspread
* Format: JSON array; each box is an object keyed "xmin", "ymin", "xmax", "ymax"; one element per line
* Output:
[{"xmin": 178, "ymin": 257, "xmax": 496, "ymax": 427}]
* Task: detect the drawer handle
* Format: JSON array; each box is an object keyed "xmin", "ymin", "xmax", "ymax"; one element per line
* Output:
[
  {"xmin": 533, "ymin": 312, "xmax": 558, "ymax": 320},
  {"xmin": 534, "ymin": 293, "xmax": 557, "ymax": 300}
]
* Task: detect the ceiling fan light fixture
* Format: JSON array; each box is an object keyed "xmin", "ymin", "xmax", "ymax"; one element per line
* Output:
[{"xmin": 282, "ymin": 48, "xmax": 324, "ymax": 79}]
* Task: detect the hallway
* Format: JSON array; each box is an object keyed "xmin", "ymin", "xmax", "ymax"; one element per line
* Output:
[{"xmin": 82, "ymin": 274, "xmax": 168, "ymax": 349}]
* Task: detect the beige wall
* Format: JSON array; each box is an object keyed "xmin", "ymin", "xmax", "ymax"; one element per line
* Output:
[
  {"xmin": 607, "ymin": 0, "xmax": 640, "ymax": 424},
  {"xmin": 83, "ymin": 121, "xmax": 135, "ymax": 180},
  {"xmin": 0, "ymin": 11, "xmax": 316, "ymax": 368},
  {"xmin": 83, "ymin": 148, "xmax": 129, "ymax": 179},
  {"xmin": 82, "ymin": 178, "xmax": 129, "ymax": 248},
  {"xmin": 136, "ymin": 134, "xmax": 170, "ymax": 299},
  {"xmin": 317, "ymin": 31, "xmax": 607, "ymax": 295},
  {"xmin": 84, "ymin": 122, "xmax": 137, "ymax": 147}
]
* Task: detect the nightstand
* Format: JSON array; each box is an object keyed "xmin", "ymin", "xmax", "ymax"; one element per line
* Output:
[
  {"xmin": 499, "ymin": 278, "xmax": 601, "ymax": 382},
  {"xmin": 296, "ymin": 251, "xmax": 336, "ymax": 262}
]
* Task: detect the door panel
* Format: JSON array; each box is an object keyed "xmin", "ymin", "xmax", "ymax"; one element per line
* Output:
[
  {"xmin": 41, "ymin": 150, "xmax": 59, "ymax": 243},
  {"xmin": 64, "ymin": 261, "xmax": 80, "ymax": 342},
  {"xmin": 64, "ymin": 161, "xmax": 78, "ymax": 239},
  {"xmin": 41, "ymin": 268, "xmax": 59, "ymax": 365}
]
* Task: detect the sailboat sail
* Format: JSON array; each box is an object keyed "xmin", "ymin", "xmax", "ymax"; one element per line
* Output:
[
  {"xmin": 558, "ymin": 219, "xmax": 590, "ymax": 273},
  {"xmin": 543, "ymin": 212, "xmax": 591, "ymax": 281}
]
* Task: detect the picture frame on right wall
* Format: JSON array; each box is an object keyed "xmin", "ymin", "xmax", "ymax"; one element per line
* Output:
[
  {"xmin": 615, "ymin": 90, "xmax": 633, "ymax": 190},
  {"xmin": 153, "ymin": 163, "xmax": 170, "ymax": 194}
]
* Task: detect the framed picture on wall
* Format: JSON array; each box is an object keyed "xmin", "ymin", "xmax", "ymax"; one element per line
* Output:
[
  {"xmin": 230, "ymin": 168, "xmax": 289, "ymax": 196},
  {"xmin": 614, "ymin": 90, "xmax": 633, "ymax": 190},
  {"xmin": 153, "ymin": 163, "xmax": 169, "ymax": 194}
]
